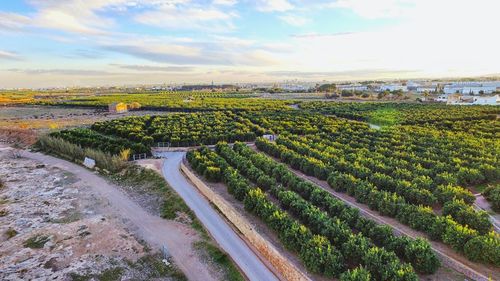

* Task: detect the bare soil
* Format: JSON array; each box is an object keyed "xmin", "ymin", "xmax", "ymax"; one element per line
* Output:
[{"xmin": 0, "ymin": 145, "xmax": 217, "ymax": 281}]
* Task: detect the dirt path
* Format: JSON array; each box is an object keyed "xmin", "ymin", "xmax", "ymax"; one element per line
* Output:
[
  {"xmin": 252, "ymin": 146, "xmax": 499, "ymax": 281},
  {"xmin": 159, "ymin": 152, "xmax": 279, "ymax": 281},
  {"xmin": 19, "ymin": 149, "xmax": 218, "ymax": 281}
]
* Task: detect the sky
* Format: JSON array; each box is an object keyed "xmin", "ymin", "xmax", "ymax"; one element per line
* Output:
[{"xmin": 0, "ymin": 0, "xmax": 499, "ymax": 88}]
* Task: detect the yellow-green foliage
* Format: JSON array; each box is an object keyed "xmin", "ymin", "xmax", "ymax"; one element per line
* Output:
[{"xmin": 36, "ymin": 135, "xmax": 126, "ymax": 172}]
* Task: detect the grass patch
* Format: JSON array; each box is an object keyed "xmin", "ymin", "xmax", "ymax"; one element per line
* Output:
[
  {"xmin": 24, "ymin": 234, "xmax": 50, "ymax": 249},
  {"xmin": 5, "ymin": 228, "xmax": 18, "ymax": 239},
  {"xmin": 194, "ymin": 241, "xmax": 245, "ymax": 281},
  {"xmin": 0, "ymin": 209, "xmax": 8, "ymax": 217},
  {"xmin": 69, "ymin": 267, "xmax": 123, "ymax": 281},
  {"xmin": 130, "ymin": 254, "xmax": 187, "ymax": 281},
  {"xmin": 97, "ymin": 267, "xmax": 123, "ymax": 281}
]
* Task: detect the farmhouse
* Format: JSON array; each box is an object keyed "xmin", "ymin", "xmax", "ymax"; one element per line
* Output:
[{"xmin": 108, "ymin": 102, "xmax": 128, "ymax": 113}]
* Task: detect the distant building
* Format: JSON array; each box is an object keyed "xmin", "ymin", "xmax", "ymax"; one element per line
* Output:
[
  {"xmin": 108, "ymin": 102, "xmax": 128, "ymax": 113},
  {"xmin": 445, "ymin": 94, "xmax": 499, "ymax": 105},
  {"xmin": 378, "ymin": 85, "xmax": 408, "ymax": 92},
  {"xmin": 443, "ymin": 82, "xmax": 497, "ymax": 95},
  {"xmin": 416, "ymin": 86, "xmax": 437, "ymax": 93},
  {"xmin": 338, "ymin": 84, "xmax": 368, "ymax": 91}
]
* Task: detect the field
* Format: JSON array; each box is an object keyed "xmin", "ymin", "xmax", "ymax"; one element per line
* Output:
[
  {"xmin": 4, "ymin": 92, "xmax": 500, "ymax": 280},
  {"xmin": 37, "ymin": 94, "xmax": 500, "ymax": 280}
]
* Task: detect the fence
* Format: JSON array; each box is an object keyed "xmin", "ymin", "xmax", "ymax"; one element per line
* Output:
[
  {"xmin": 131, "ymin": 153, "xmax": 148, "ymax": 161},
  {"xmin": 156, "ymin": 142, "xmax": 171, "ymax": 148}
]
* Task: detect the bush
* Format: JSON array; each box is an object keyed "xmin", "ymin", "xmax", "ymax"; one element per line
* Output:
[
  {"xmin": 483, "ymin": 185, "xmax": 500, "ymax": 212},
  {"xmin": 36, "ymin": 135, "xmax": 126, "ymax": 173},
  {"xmin": 463, "ymin": 232, "xmax": 500, "ymax": 266},
  {"xmin": 443, "ymin": 199, "xmax": 492, "ymax": 234},
  {"xmin": 204, "ymin": 166, "xmax": 221, "ymax": 182},
  {"xmin": 24, "ymin": 234, "xmax": 50, "ymax": 249},
  {"xmin": 340, "ymin": 266, "xmax": 371, "ymax": 281}
]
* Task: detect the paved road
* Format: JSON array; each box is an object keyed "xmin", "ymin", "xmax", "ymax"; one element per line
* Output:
[
  {"xmin": 159, "ymin": 152, "xmax": 279, "ymax": 281},
  {"xmin": 19, "ymin": 150, "xmax": 217, "ymax": 281},
  {"xmin": 474, "ymin": 193, "xmax": 500, "ymax": 233}
]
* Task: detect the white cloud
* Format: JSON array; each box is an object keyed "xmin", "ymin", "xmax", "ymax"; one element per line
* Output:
[
  {"xmin": 0, "ymin": 50, "xmax": 21, "ymax": 61},
  {"xmin": 0, "ymin": 12, "xmax": 30, "ymax": 32},
  {"xmin": 279, "ymin": 14, "xmax": 309, "ymax": 26},
  {"xmin": 134, "ymin": 4, "xmax": 237, "ymax": 31},
  {"xmin": 329, "ymin": 0, "xmax": 414, "ymax": 19},
  {"xmin": 255, "ymin": 0, "xmax": 294, "ymax": 12},
  {"xmin": 213, "ymin": 0, "xmax": 238, "ymax": 6}
]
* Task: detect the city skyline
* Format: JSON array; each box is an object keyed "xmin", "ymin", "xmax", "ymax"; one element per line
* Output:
[{"xmin": 1, "ymin": 0, "xmax": 499, "ymax": 88}]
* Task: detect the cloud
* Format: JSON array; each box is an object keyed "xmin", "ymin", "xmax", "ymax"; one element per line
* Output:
[
  {"xmin": 279, "ymin": 14, "xmax": 309, "ymax": 26},
  {"xmin": 328, "ymin": 0, "xmax": 415, "ymax": 19},
  {"xmin": 7, "ymin": 68, "xmax": 114, "ymax": 76},
  {"xmin": 110, "ymin": 63, "xmax": 194, "ymax": 72},
  {"xmin": 0, "ymin": 12, "xmax": 30, "ymax": 32},
  {"xmin": 0, "ymin": 50, "xmax": 22, "ymax": 61},
  {"xmin": 255, "ymin": 0, "xmax": 294, "ymax": 12},
  {"xmin": 134, "ymin": 3, "xmax": 237, "ymax": 32},
  {"xmin": 25, "ymin": 0, "xmax": 126, "ymax": 35},
  {"xmin": 100, "ymin": 35, "xmax": 280, "ymax": 67},
  {"xmin": 102, "ymin": 44, "xmax": 228, "ymax": 65},
  {"xmin": 291, "ymin": 32, "xmax": 357, "ymax": 38},
  {"xmin": 267, "ymin": 69, "xmax": 419, "ymax": 78},
  {"xmin": 213, "ymin": 0, "xmax": 238, "ymax": 6}
]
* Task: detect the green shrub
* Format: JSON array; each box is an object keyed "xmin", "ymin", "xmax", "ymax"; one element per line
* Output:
[
  {"xmin": 340, "ymin": 266, "xmax": 371, "ymax": 281},
  {"xmin": 483, "ymin": 185, "xmax": 500, "ymax": 212},
  {"xmin": 24, "ymin": 234, "xmax": 50, "ymax": 249}
]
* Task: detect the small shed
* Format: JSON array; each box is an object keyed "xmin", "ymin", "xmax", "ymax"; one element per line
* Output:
[{"xmin": 108, "ymin": 102, "xmax": 128, "ymax": 113}]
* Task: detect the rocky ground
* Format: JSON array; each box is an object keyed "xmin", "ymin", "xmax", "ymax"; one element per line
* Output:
[{"xmin": 0, "ymin": 146, "xmax": 184, "ymax": 281}]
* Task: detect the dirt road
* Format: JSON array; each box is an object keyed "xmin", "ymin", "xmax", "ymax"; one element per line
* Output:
[
  {"xmin": 20, "ymin": 150, "xmax": 217, "ymax": 281},
  {"xmin": 160, "ymin": 152, "xmax": 279, "ymax": 281}
]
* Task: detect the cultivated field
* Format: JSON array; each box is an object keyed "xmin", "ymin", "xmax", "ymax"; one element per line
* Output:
[{"xmin": 1, "ymin": 91, "xmax": 499, "ymax": 281}]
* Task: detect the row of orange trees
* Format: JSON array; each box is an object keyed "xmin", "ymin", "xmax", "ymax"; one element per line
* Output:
[
  {"xmin": 188, "ymin": 143, "xmax": 441, "ymax": 280},
  {"xmin": 91, "ymin": 111, "xmax": 267, "ymax": 147},
  {"xmin": 256, "ymin": 137, "xmax": 499, "ymax": 265}
]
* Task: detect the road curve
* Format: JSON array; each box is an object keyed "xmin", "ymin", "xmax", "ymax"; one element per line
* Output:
[{"xmin": 159, "ymin": 151, "xmax": 279, "ymax": 281}]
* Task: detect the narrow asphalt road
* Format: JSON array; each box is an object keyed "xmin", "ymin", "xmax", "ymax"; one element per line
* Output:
[
  {"xmin": 159, "ymin": 151, "xmax": 279, "ymax": 281},
  {"xmin": 19, "ymin": 149, "xmax": 217, "ymax": 281},
  {"xmin": 473, "ymin": 193, "xmax": 500, "ymax": 233}
]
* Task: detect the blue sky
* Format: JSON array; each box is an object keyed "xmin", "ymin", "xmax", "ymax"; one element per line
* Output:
[{"xmin": 0, "ymin": 0, "xmax": 499, "ymax": 88}]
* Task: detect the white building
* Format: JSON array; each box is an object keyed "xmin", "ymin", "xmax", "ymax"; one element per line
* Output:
[
  {"xmin": 472, "ymin": 95, "xmax": 499, "ymax": 105},
  {"xmin": 445, "ymin": 94, "xmax": 499, "ymax": 105},
  {"xmin": 416, "ymin": 86, "xmax": 437, "ymax": 93},
  {"xmin": 443, "ymin": 82, "xmax": 498, "ymax": 95},
  {"xmin": 378, "ymin": 85, "xmax": 408, "ymax": 92},
  {"xmin": 338, "ymin": 84, "xmax": 368, "ymax": 91}
]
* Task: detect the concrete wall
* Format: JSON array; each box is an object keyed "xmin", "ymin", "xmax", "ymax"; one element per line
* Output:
[{"xmin": 180, "ymin": 162, "xmax": 311, "ymax": 281}]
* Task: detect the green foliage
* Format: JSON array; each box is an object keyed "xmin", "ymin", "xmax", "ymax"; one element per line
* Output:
[
  {"xmin": 5, "ymin": 228, "xmax": 18, "ymax": 239},
  {"xmin": 194, "ymin": 241, "xmax": 245, "ymax": 281},
  {"xmin": 36, "ymin": 135, "xmax": 127, "ymax": 173},
  {"xmin": 463, "ymin": 232, "xmax": 500, "ymax": 266},
  {"xmin": 443, "ymin": 199, "xmax": 492, "ymax": 234},
  {"xmin": 483, "ymin": 184, "xmax": 500, "ymax": 212},
  {"xmin": 50, "ymin": 128, "xmax": 150, "ymax": 156},
  {"xmin": 339, "ymin": 266, "xmax": 371, "ymax": 281},
  {"xmin": 24, "ymin": 234, "xmax": 50, "ymax": 249}
]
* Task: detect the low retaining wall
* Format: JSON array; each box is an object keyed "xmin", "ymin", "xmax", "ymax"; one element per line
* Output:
[{"xmin": 180, "ymin": 161, "xmax": 311, "ymax": 281}]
